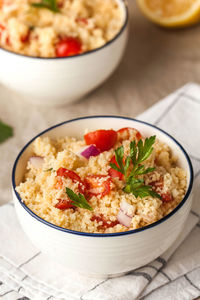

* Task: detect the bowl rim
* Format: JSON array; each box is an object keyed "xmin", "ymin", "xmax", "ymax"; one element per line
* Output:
[
  {"xmin": 12, "ymin": 115, "xmax": 194, "ymax": 237},
  {"xmin": 0, "ymin": 0, "xmax": 128, "ymax": 60}
]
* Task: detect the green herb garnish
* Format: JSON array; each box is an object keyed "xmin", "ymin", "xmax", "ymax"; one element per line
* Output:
[
  {"xmin": 66, "ymin": 187, "xmax": 93, "ymax": 211},
  {"xmin": 44, "ymin": 168, "xmax": 53, "ymax": 172},
  {"xmin": 110, "ymin": 136, "xmax": 161, "ymax": 199},
  {"xmin": 31, "ymin": 0, "xmax": 60, "ymax": 13},
  {"xmin": 0, "ymin": 120, "xmax": 13, "ymax": 144}
]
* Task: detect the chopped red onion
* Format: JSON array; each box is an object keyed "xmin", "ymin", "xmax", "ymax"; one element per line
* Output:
[
  {"xmin": 117, "ymin": 210, "xmax": 132, "ymax": 228},
  {"xmin": 117, "ymin": 200, "xmax": 135, "ymax": 227},
  {"xmin": 79, "ymin": 145, "xmax": 100, "ymax": 159},
  {"xmin": 120, "ymin": 200, "xmax": 134, "ymax": 217},
  {"xmin": 29, "ymin": 156, "xmax": 44, "ymax": 169}
]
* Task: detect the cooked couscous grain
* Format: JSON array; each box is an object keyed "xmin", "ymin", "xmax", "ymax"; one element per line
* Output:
[{"xmin": 16, "ymin": 127, "xmax": 187, "ymax": 233}]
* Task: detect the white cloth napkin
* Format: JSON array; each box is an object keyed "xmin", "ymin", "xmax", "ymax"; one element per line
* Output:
[{"xmin": 0, "ymin": 83, "xmax": 200, "ymax": 300}]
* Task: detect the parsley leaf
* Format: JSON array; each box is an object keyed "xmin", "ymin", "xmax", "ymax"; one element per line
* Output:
[
  {"xmin": 66, "ymin": 187, "xmax": 93, "ymax": 211},
  {"xmin": 31, "ymin": 0, "xmax": 60, "ymax": 13},
  {"xmin": 137, "ymin": 136, "xmax": 156, "ymax": 164},
  {"xmin": 115, "ymin": 146, "xmax": 125, "ymax": 174},
  {"xmin": 130, "ymin": 140, "xmax": 137, "ymax": 165},
  {"xmin": 110, "ymin": 135, "xmax": 161, "ymax": 199},
  {"xmin": 0, "ymin": 120, "xmax": 13, "ymax": 144},
  {"xmin": 110, "ymin": 146, "xmax": 131, "ymax": 176},
  {"xmin": 125, "ymin": 182, "xmax": 161, "ymax": 198}
]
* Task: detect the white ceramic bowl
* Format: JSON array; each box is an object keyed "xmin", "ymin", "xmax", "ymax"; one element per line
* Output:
[
  {"xmin": 12, "ymin": 116, "xmax": 194, "ymax": 277},
  {"xmin": 0, "ymin": 0, "xmax": 128, "ymax": 107}
]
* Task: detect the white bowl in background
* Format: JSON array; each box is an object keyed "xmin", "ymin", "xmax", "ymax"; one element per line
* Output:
[
  {"xmin": 0, "ymin": 0, "xmax": 128, "ymax": 106},
  {"xmin": 12, "ymin": 116, "xmax": 194, "ymax": 277}
]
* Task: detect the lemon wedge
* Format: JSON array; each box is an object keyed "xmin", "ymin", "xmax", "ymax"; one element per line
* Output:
[{"xmin": 137, "ymin": 0, "xmax": 200, "ymax": 28}]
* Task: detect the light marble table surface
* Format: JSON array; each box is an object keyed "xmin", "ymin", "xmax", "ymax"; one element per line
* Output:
[{"xmin": 1, "ymin": 0, "xmax": 200, "ymax": 206}]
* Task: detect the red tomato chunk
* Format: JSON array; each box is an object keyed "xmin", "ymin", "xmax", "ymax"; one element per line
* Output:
[
  {"xmin": 56, "ymin": 167, "xmax": 86, "ymax": 195},
  {"xmin": 161, "ymin": 192, "xmax": 173, "ymax": 202},
  {"xmin": 55, "ymin": 199, "xmax": 75, "ymax": 210},
  {"xmin": 91, "ymin": 214, "xmax": 119, "ymax": 229},
  {"xmin": 56, "ymin": 37, "xmax": 82, "ymax": 57},
  {"xmin": 108, "ymin": 156, "xmax": 124, "ymax": 180},
  {"xmin": 84, "ymin": 175, "xmax": 111, "ymax": 198},
  {"xmin": 117, "ymin": 127, "xmax": 142, "ymax": 142},
  {"xmin": 84, "ymin": 129, "xmax": 117, "ymax": 152},
  {"xmin": 149, "ymin": 179, "xmax": 164, "ymax": 190},
  {"xmin": 76, "ymin": 17, "xmax": 88, "ymax": 25},
  {"xmin": 55, "ymin": 177, "xmax": 63, "ymax": 190},
  {"xmin": 21, "ymin": 30, "xmax": 31, "ymax": 43},
  {"xmin": 149, "ymin": 179, "xmax": 173, "ymax": 202}
]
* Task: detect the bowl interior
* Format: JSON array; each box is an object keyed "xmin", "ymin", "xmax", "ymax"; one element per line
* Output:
[{"xmin": 14, "ymin": 116, "xmax": 192, "ymax": 192}]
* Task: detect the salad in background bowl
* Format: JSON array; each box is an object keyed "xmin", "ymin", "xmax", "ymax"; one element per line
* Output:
[
  {"xmin": 0, "ymin": 0, "xmax": 124, "ymax": 58},
  {"xmin": 12, "ymin": 116, "xmax": 193, "ymax": 277},
  {"xmin": 0, "ymin": 0, "xmax": 128, "ymax": 106}
]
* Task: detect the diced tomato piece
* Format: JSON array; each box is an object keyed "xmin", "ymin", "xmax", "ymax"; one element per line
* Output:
[
  {"xmin": 5, "ymin": 36, "xmax": 10, "ymax": 46},
  {"xmin": 84, "ymin": 129, "xmax": 117, "ymax": 152},
  {"xmin": 91, "ymin": 214, "xmax": 119, "ymax": 229},
  {"xmin": 21, "ymin": 30, "xmax": 30, "ymax": 43},
  {"xmin": 108, "ymin": 156, "xmax": 124, "ymax": 180},
  {"xmin": 57, "ymin": 167, "xmax": 81, "ymax": 181},
  {"xmin": 0, "ymin": 24, "xmax": 5, "ymax": 39},
  {"xmin": 76, "ymin": 17, "xmax": 88, "ymax": 25},
  {"xmin": 117, "ymin": 127, "xmax": 142, "ymax": 142},
  {"xmin": 55, "ymin": 177, "xmax": 63, "ymax": 190},
  {"xmin": 149, "ymin": 179, "xmax": 164, "ymax": 191},
  {"xmin": 56, "ymin": 167, "xmax": 86, "ymax": 195},
  {"xmin": 84, "ymin": 175, "xmax": 111, "ymax": 198},
  {"xmin": 108, "ymin": 168, "xmax": 123, "ymax": 180},
  {"xmin": 56, "ymin": 37, "xmax": 82, "ymax": 57},
  {"xmin": 161, "ymin": 192, "xmax": 173, "ymax": 202},
  {"xmin": 55, "ymin": 199, "xmax": 75, "ymax": 210},
  {"xmin": 91, "ymin": 215, "xmax": 103, "ymax": 223},
  {"xmin": 0, "ymin": 24, "xmax": 5, "ymax": 31},
  {"xmin": 101, "ymin": 219, "xmax": 119, "ymax": 229},
  {"xmin": 149, "ymin": 179, "xmax": 173, "ymax": 202}
]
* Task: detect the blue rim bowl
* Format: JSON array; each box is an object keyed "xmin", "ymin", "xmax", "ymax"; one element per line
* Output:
[{"xmin": 12, "ymin": 116, "xmax": 194, "ymax": 237}]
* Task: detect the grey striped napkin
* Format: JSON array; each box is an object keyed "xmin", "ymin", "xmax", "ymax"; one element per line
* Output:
[{"xmin": 0, "ymin": 83, "xmax": 200, "ymax": 300}]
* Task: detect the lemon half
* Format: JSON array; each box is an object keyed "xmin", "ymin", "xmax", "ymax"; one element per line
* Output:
[{"xmin": 137, "ymin": 0, "xmax": 200, "ymax": 28}]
